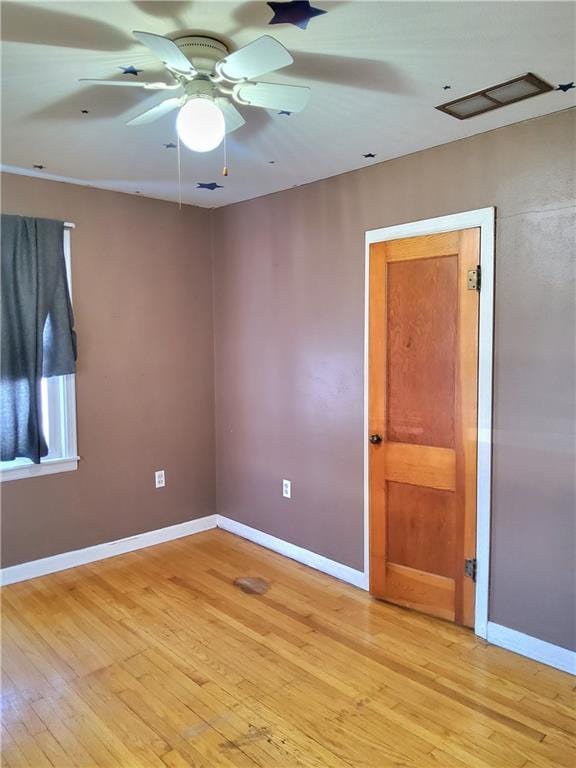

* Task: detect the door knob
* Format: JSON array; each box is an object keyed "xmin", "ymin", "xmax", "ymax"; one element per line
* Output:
[{"xmin": 369, "ymin": 434, "xmax": 382, "ymax": 444}]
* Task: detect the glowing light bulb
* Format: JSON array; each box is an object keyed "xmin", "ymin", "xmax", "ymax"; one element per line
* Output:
[{"xmin": 176, "ymin": 98, "xmax": 225, "ymax": 153}]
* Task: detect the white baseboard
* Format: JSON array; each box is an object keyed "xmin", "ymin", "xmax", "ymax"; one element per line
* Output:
[
  {"xmin": 486, "ymin": 622, "xmax": 576, "ymax": 675},
  {"xmin": 3, "ymin": 513, "xmax": 573, "ymax": 676},
  {"xmin": 0, "ymin": 513, "xmax": 368, "ymax": 591},
  {"xmin": 216, "ymin": 515, "xmax": 369, "ymax": 590},
  {"xmin": 0, "ymin": 514, "xmax": 218, "ymax": 586}
]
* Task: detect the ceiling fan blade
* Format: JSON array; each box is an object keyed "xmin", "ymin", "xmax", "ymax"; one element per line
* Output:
[
  {"xmin": 217, "ymin": 99, "xmax": 246, "ymax": 134},
  {"xmin": 79, "ymin": 79, "xmax": 179, "ymax": 90},
  {"xmin": 233, "ymin": 82, "xmax": 310, "ymax": 113},
  {"xmin": 127, "ymin": 97, "xmax": 184, "ymax": 126},
  {"xmin": 133, "ymin": 31, "xmax": 196, "ymax": 75},
  {"xmin": 218, "ymin": 35, "xmax": 293, "ymax": 81}
]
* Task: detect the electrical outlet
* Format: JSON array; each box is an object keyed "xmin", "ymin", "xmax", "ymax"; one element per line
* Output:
[
  {"xmin": 282, "ymin": 479, "xmax": 291, "ymax": 499},
  {"xmin": 155, "ymin": 470, "xmax": 166, "ymax": 489}
]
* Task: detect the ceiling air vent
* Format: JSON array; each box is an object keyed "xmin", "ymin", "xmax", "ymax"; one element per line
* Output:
[{"xmin": 436, "ymin": 73, "xmax": 553, "ymax": 119}]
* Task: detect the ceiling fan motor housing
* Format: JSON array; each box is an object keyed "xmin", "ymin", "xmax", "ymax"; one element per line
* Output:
[
  {"xmin": 174, "ymin": 36, "xmax": 229, "ymax": 75},
  {"xmin": 184, "ymin": 77, "xmax": 217, "ymax": 101}
]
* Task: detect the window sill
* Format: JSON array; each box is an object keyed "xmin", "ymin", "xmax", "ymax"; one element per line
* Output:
[{"xmin": 0, "ymin": 457, "xmax": 79, "ymax": 482}]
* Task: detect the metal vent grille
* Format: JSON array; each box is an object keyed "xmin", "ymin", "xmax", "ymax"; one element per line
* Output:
[{"xmin": 436, "ymin": 73, "xmax": 553, "ymax": 120}]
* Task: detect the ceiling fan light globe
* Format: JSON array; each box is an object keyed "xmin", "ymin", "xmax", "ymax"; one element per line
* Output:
[{"xmin": 176, "ymin": 98, "xmax": 225, "ymax": 152}]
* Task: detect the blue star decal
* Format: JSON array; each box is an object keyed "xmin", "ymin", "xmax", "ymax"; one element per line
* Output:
[
  {"xmin": 119, "ymin": 65, "xmax": 142, "ymax": 76},
  {"xmin": 278, "ymin": 110, "xmax": 292, "ymax": 116},
  {"xmin": 557, "ymin": 82, "xmax": 575, "ymax": 92},
  {"xmin": 267, "ymin": 1, "xmax": 326, "ymax": 30},
  {"xmin": 164, "ymin": 142, "xmax": 177, "ymax": 149},
  {"xmin": 197, "ymin": 182, "xmax": 223, "ymax": 191},
  {"xmin": 363, "ymin": 153, "xmax": 376, "ymax": 158}
]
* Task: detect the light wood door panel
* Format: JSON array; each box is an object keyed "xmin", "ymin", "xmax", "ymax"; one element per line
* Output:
[
  {"xmin": 387, "ymin": 482, "xmax": 457, "ymax": 578},
  {"xmin": 369, "ymin": 229, "xmax": 480, "ymax": 626},
  {"xmin": 387, "ymin": 255, "xmax": 457, "ymax": 447}
]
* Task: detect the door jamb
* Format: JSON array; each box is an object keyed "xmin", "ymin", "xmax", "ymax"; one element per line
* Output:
[{"xmin": 363, "ymin": 208, "xmax": 495, "ymax": 638}]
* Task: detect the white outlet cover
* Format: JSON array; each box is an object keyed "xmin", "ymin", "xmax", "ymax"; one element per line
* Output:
[
  {"xmin": 155, "ymin": 470, "xmax": 166, "ymax": 488},
  {"xmin": 282, "ymin": 479, "xmax": 291, "ymax": 499}
]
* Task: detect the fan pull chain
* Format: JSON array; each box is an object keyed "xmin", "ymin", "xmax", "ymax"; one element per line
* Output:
[
  {"xmin": 222, "ymin": 132, "xmax": 229, "ymax": 177},
  {"xmin": 177, "ymin": 133, "xmax": 183, "ymax": 210}
]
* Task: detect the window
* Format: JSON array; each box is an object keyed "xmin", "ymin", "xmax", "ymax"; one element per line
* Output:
[{"xmin": 0, "ymin": 227, "xmax": 78, "ymax": 482}]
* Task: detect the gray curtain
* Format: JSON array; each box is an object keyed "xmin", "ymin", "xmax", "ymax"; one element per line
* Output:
[{"xmin": 1, "ymin": 215, "xmax": 77, "ymax": 463}]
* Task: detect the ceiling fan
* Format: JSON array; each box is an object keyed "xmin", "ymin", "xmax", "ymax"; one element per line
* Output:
[{"xmin": 80, "ymin": 31, "xmax": 311, "ymax": 152}]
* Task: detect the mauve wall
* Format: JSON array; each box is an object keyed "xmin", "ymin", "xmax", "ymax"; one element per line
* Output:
[
  {"xmin": 1, "ymin": 174, "xmax": 216, "ymax": 567},
  {"xmin": 213, "ymin": 109, "xmax": 576, "ymax": 650}
]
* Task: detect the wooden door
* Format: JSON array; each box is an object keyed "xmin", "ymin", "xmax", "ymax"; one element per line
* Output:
[{"xmin": 369, "ymin": 229, "xmax": 480, "ymax": 626}]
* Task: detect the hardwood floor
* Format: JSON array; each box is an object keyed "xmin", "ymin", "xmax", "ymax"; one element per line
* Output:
[{"xmin": 1, "ymin": 530, "xmax": 574, "ymax": 767}]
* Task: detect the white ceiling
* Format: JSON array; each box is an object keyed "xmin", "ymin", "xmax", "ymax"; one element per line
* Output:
[{"xmin": 2, "ymin": 1, "xmax": 575, "ymax": 208}]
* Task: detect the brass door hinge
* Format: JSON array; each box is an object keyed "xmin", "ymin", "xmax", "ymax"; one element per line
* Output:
[
  {"xmin": 464, "ymin": 558, "xmax": 477, "ymax": 582},
  {"xmin": 467, "ymin": 266, "xmax": 481, "ymax": 291}
]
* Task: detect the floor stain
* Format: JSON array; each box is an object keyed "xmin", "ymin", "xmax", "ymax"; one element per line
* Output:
[
  {"xmin": 233, "ymin": 576, "xmax": 270, "ymax": 595},
  {"xmin": 223, "ymin": 725, "xmax": 273, "ymax": 749}
]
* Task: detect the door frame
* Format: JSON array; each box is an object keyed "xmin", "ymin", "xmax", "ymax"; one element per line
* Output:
[{"xmin": 364, "ymin": 207, "xmax": 495, "ymax": 638}]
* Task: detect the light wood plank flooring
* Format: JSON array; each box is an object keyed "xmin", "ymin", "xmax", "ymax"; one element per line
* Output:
[{"xmin": 1, "ymin": 529, "xmax": 575, "ymax": 767}]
